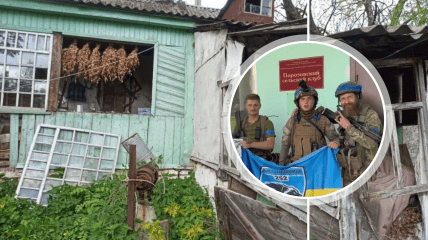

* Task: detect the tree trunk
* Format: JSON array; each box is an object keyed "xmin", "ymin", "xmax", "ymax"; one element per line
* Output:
[
  {"xmin": 282, "ymin": 0, "xmax": 301, "ymax": 21},
  {"xmin": 364, "ymin": 0, "xmax": 375, "ymax": 26}
]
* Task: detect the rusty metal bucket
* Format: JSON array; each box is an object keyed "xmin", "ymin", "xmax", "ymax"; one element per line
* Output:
[{"xmin": 121, "ymin": 133, "xmax": 155, "ymax": 163}]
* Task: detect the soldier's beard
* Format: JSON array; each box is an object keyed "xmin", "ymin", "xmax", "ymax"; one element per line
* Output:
[{"xmin": 342, "ymin": 101, "xmax": 360, "ymax": 118}]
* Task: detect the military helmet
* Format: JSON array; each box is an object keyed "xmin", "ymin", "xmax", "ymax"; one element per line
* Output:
[
  {"xmin": 294, "ymin": 80, "xmax": 318, "ymax": 108},
  {"xmin": 335, "ymin": 81, "xmax": 362, "ymax": 99}
]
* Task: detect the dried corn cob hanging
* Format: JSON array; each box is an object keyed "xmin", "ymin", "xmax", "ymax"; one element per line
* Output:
[
  {"xmin": 101, "ymin": 44, "xmax": 118, "ymax": 82},
  {"xmin": 127, "ymin": 47, "xmax": 140, "ymax": 75},
  {"xmin": 87, "ymin": 44, "xmax": 102, "ymax": 83},
  {"xmin": 61, "ymin": 40, "xmax": 79, "ymax": 76},
  {"xmin": 116, "ymin": 45, "xmax": 128, "ymax": 82},
  {"xmin": 77, "ymin": 42, "xmax": 91, "ymax": 80}
]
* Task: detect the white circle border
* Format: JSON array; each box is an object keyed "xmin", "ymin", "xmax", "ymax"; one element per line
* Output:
[{"xmin": 225, "ymin": 35, "xmax": 393, "ymax": 207}]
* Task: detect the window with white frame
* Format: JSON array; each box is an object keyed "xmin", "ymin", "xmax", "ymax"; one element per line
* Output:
[
  {"xmin": 0, "ymin": 29, "xmax": 53, "ymax": 109},
  {"xmin": 245, "ymin": 0, "xmax": 272, "ymax": 16}
]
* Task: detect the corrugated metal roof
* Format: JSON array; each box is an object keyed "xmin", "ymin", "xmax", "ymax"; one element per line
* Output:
[
  {"xmin": 329, "ymin": 24, "xmax": 428, "ymax": 40},
  {"xmin": 67, "ymin": 0, "xmax": 220, "ymax": 20}
]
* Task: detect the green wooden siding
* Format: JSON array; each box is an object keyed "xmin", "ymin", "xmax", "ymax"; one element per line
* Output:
[
  {"xmin": 0, "ymin": 8, "xmax": 190, "ymax": 47},
  {"xmin": 12, "ymin": 113, "xmax": 184, "ymax": 169}
]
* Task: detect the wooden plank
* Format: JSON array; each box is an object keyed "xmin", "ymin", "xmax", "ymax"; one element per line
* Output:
[
  {"xmin": 73, "ymin": 113, "xmax": 83, "ymax": 129},
  {"xmin": 18, "ymin": 115, "xmax": 29, "ymax": 167},
  {"xmin": 368, "ymin": 183, "xmax": 428, "ymax": 201},
  {"xmin": 81, "ymin": 113, "xmax": 93, "ymax": 130},
  {"xmin": 228, "ymin": 176, "xmax": 257, "ymax": 200},
  {"xmin": 43, "ymin": 114, "xmax": 56, "ymax": 125},
  {"xmin": 309, "ymin": 205, "xmax": 340, "ymax": 240},
  {"xmin": 64, "ymin": 113, "xmax": 75, "ymax": 128},
  {"xmin": 35, "ymin": 115, "xmax": 45, "ymax": 129},
  {"xmin": 224, "ymin": 194, "xmax": 264, "ymax": 240},
  {"xmin": 219, "ymin": 187, "xmax": 307, "ymax": 240},
  {"xmin": 55, "ymin": 113, "xmax": 66, "ymax": 126},
  {"xmin": 9, "ymin": 114, "xmax": 19, "ymax": 167},
  {"xmin": 48, "ymin": 32, "xmax": 62, "ymax": 112},
  {"xmin": 91, "ymin": 113, "xmax": 103, "ymax": 132},
  {"xmin": 173, "ymin": 117, "xmax": 182, "ymax": 165},
  {"xmin": 110, "ymin": 114, "xmax": 129, "ymax": 168},
  {"xmin": 371, "ymin": 58, "xmax": 419, "ymax": 68},
  {"xmin": 163, "ymin": 117, "xmax": 175, "ymax": 165},
  {"xmin": 128, "ymin": 115, "xmax": 149, "ymax": 144},
  {"xmin": 22, "ymin": 114, "xmax": 36, "ymax": 167},
  {"xmin": 147, "ymin": 116, "xmax": 166, "ymax": 160},
  {"xmin": 340, "ymin": 194, "xmax": 357, "ymax": 240},
  {"xmin": 391, "ymin": 101, "xmax": 423, "ymax": 110},
  {"xmin": 389, "ymin": 108, "xmax": 404, "ymax": 189}
]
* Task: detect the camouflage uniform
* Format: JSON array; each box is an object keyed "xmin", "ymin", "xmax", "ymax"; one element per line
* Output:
[
  {"xmin": 337, "ymin": 103, "xmax": 382, "ymax": 186},
  {"xmin": 279, "ymin": 111, "xmax": 340, "ymax": 165}
]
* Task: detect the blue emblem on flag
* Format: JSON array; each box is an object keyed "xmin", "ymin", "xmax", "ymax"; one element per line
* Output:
[{"xmin": 260, "ymin": 167, "xmax": 306, "ymax": 196}]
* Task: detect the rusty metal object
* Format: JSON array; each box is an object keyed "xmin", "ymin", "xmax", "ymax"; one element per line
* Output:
[
  {"xmin": 127, "ymin": 145, "xmax": 136, "ymax": 232},
  {"xmin": 135, "ymin": 164, "xmax": 158, "ymax": 202}
]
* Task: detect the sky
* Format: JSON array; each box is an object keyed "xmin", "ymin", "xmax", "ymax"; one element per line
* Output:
[{"xmin": 184, "ymin": 0, "xmax": 228, "ymax": 9}]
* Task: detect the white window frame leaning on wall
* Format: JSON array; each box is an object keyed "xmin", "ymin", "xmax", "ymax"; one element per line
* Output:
[
  {"xmin": 244, "ymin": 0, "xmax": 272, "ymax": 17},
  {"xmin": 0, "ymin": 29, "xmax": 53, "ymax": 111}
]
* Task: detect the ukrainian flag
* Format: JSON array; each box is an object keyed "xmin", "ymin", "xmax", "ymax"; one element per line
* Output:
[{"xmin": 241, "ymin": 146, "xmax": 342, "ymax": 197}]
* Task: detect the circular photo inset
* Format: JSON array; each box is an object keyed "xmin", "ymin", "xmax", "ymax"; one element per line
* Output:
[{"xmin": 228, "ymin": 39, "xmax": 390, "ymax": 201}]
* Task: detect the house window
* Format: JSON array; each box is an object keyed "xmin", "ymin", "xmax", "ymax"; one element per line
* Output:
[
  {"xmin": 0, "ymin": 29, "xmax": 53, "ymax": 109},
  {"xmin": 245, "ymin": 0, "xmax": 272, "ymax": 16},
  {"xmin": 58, "ymin": 37, "xmax": 154, "ymax": 115}
]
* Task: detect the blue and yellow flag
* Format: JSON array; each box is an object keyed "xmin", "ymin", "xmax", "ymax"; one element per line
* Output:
[{"xmin": 241, "ymin": 146, "xmax": 342, "ymax": 197}]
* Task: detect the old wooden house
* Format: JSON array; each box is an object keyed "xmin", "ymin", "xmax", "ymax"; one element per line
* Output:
[{"xmin": 0, "ymin": 0, "xmax": 222, "ymax": 170}]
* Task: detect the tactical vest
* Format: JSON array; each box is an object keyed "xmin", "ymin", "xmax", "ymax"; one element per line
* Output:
[
  {"xmin": 290, "ymin": 115, "xmax": 327, "ymax": 162},
  {"xmin": 241, "ymin": 115, "xmax": 272, "ymax": 157},
  {"xmin": 337, "ymin": 104, "xmax": 372, "ymax": 186}
]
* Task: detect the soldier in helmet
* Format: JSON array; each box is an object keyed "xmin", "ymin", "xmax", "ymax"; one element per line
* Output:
[
  {"xmin": 334, "ymin": 81, "xmax": 382, "ymax": 186},
  {"xmin": 279, "ymin": 80, "xmax": 340, "ymax": 165}
]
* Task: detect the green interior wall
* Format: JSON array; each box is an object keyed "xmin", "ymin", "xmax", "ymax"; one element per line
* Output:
[{"xmin": 255, "ymin": 43, "xmax": 350, "ymax": 152}]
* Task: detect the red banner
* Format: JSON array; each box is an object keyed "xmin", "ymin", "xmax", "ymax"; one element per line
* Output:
[{"xmin": 279, "ymin": 56, "xmax": 324, "ymax": 91}]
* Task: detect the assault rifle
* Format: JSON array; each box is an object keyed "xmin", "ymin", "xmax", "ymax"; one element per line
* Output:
[{"xmin": 322, "ymin": 108, "xmax": 382, "ymax": 144}]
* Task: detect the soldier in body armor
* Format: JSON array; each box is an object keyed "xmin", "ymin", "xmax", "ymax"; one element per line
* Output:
[
  {"xmin": 334, "ymin": 81, "xmax": 382, "ymax": 186},
  {"xmin": 232, "ymin": 94, "xmax": 276, "ymax": 160},
  {"xmin": 279, "ymin": 80, "xmax": 340, "ymax": 165}
]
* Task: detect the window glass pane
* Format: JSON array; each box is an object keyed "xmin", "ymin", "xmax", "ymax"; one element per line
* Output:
[
  {"xmin": 37, "ymin": 35, "xmax": 45, "ymax": 50},
  {"xmin": 35, "ymin": 68, "xmax": 48, "ymax": 79},
  {"xmin": 33, "ymin": 94, "xmax": 45, "ymax": 108},
  {"xmin": 18, "ymin": 94, "xmax": 31, "ymax": 107},
  {"xmin": 6, "ymin": 32, "xmax": 16, "ymax": 47},
  {"xmin": 21, "ymin": 67, "xmax": 33, "ymax": 79},
  {"xmin": 3, "ymin": 93, "xmax": 16, "ymax": 106},
  {"xmin": 22, "ymin": 52, "xmax": 34, "ymax": 65},
  {"xmin": 4, "ymin": 79, "xmax": 17, "ymax": 91},
  {"xmin": 262, "ymin": 0, "xmax": 271, "ymax": 7},
  {"xmin": 0, "ymin": 31, "xmax": 5, "ymax": 46},
  {"xmin": 6, "ymin": 50, "xmax": 20, "ymax": 64},
  {"xmin": 17, "ymin": 33, "xmax": 26, "ymax": 48},
  {"xmin": 84, "ymin": 158, "xmax": 99, "ymax": 169},
  {"xmin": 45, "ymin": 36, "xmax": 51, "ymax": 51},
  {"xmin": 19, "ymin": 80, "xmax": 32, "ymax": 92},
  {"xmin": 69, "ymin": 156, "xmax": 84, "ymax": 168},
  {"xmin": 81, "ymin": 170, "xmax": 97, "ymax": 182},
  {"xmin": 262, "ymin": 7, "xmax": 271, "ymax": 16},
  {"xmin": 5, "ymin": 66, "xmax": 19, "ymax": 78},
  {"xmin": 0, "ymin": 65, "xmax": 3, "ymax": 78},
  {"xmin": 34, "ymin": 81, "xmax": 47, "ymax": 94},
  {"xmin": 36, "ymin": 53, "xmax": 49, "ymax": 68},
  {"xmin": 0, "ymin": 49, "xmax": 4, "ymax": 64},
  {"xmin": 27, "ymin": 34, "xmax": 36, "ymax": 50}
]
